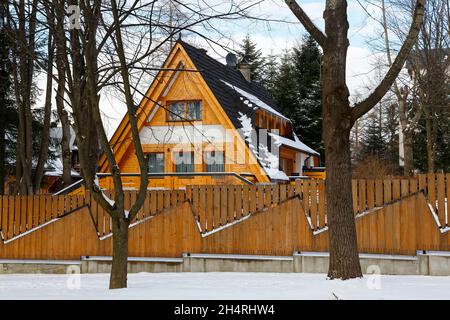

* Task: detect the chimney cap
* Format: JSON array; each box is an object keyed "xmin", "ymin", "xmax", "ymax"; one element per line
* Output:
[{"xmin": 226, "ymin": 53, "xmax": 238, "ymax": 68}]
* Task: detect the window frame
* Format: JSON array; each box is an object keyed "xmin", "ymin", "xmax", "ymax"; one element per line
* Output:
[
  {"xmin": 147, "ymin": 152, "xmax": 165, "ymax": 174},
  {"xmin": 167, "ymin": 101, "xmax": 185, "ymax": 121},
  {"xmin": 174, "ymin": 151, "xmax": 195, "ymax": 173},
  {"xmin": 204, "ymin": 150, "xmax": 225, "ymax": 173},
  {"xmin": 166, "ymin": 100, "xmax": 202, "ymax": 122}
]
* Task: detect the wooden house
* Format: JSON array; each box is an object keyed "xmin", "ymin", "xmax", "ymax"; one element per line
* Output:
[{"xmin": 97, "ymin": 40, "xmax": 320, "ymax": 190}]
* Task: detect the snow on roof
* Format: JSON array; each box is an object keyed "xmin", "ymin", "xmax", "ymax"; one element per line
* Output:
[
  {"xmin": 221, "ymin": 80, "xmax": 290, "ymax": 121},
  {"xmin": 44, "ymin": 158, "xmax": 80, "ymax": 178},
  {"xmin": 237, "ymin": 112, "xmax": 289, "ymax": 181},
  {"xmin": 49, "ymin": 127, "xmax": 77, "ymax": 150},
  {"xmin": 269, "ymin": 132, "xmax": 319, "ymax": 156}
]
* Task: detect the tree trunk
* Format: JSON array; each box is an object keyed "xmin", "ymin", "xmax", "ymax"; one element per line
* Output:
[
  {"xmin": 56, "ymin": 104, "xmax": 73, "ymax": 187},
  {"xmin": 33, "ymin": 28, "xmax": 54, "ymax": 192},
  {"xmin": 425, "ymin": 113, "xmax": 435, "ymax": 173},
  {"xmin": 398, "ymin": 97, "xmax": 415, "ymax": 176},
  {"xmin": 109, "ymin": 216, "xmax": 129, "ymax": 289},
  {"xmin": 325, "ymin": 131, "xmax": 361, "ymax": 279},
  {"xmin": 322, "ymin": 1, "xmax": 362, "ymax": 279},
  {"xmin": 286, "ymin": 0, "xmax": 425, "ymax": 280},
  {"xmin": 0, "ymin": 115, "xmax": 5, "ymax": 194},
  {"xmin": 403, "ymin": 131, "xmax": 414, "ymax": 176}
]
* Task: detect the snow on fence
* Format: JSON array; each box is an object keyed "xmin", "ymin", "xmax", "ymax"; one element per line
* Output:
[
  {"xmin": 0, "ymin": 190, "xmax": 187, "ymax": 241},
  {"xmin": 0, "ymin": 173, "xmax": 449, "ymax": 259},
  {"xmin": 188, "ymin": 174, "xmax": 450, "ymax": 233}
]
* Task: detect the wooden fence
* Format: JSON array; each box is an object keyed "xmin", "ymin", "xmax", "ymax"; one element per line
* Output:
[{"xmin": 0, "ymin": 174, "xmax": 449, "ymax": 259}]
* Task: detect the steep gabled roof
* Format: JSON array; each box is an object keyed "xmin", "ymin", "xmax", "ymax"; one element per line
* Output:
[
  {"xmin": 179, "ymin": 40, "xmax": 293, "ymax": 137},
  {"xmin": 100, "ymin": 40, "xmax": 318, "ymax": 179}
]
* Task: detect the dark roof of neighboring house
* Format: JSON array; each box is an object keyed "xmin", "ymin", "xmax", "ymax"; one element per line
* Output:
[{"xmin": 179, "ymin": 40, "xmax": 294, "ymax": 139}]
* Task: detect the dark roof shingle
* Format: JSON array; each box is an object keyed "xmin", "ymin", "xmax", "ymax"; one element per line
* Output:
[{"xmin": 179, "ymin": 40, "xmax": 291, "ymax": 136}]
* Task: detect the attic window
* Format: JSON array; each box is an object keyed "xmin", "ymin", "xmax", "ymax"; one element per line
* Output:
[
  {"xmin": 168, "ymin": 102, "xmax": 184, "ymax": 121},
  {"xmin": 167, "ymin": 101, "xmax": 202, "ymax": 121}
]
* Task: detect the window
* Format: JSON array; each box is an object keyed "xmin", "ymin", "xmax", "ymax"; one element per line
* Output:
[
  {"xmin": 175, "ymin": 151, "xmax": 194, "ymax": 173},
  {"xmin": 148, "ymin": 153, "xmax": 164, "ymax": 173},
  {"xmin": 167, "ymin": 101, "xmax": 202, "ymax": 121},
  {"xmin": 187, "ymin": 101, "xmax": 202, "ymax": 120},
  {"xmin": 168, "ymin": 102, "xmax": 184, "ymax": 121},
  {"xmin": 204, "ymin": 151, "xmax": 225, "ymax": 172}
]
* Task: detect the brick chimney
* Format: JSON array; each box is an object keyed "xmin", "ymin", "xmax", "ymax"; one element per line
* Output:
[{"xmin": 238, "ymin": 61, "xmax": 251, "ymax": 82}]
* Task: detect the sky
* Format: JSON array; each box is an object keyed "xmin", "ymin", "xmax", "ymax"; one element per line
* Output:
[
  {"xmin": 37, "ymin": 0, "xmax": 387, "ymax": 138},
  {"xmin": 194, "ymin": 0, "xmax": 382, "ymax": 95}
]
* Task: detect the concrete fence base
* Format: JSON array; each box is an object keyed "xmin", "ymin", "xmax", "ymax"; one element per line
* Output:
[{"xmin": 1, "ymin": 251, "xmax": 450, "ymax": 275}]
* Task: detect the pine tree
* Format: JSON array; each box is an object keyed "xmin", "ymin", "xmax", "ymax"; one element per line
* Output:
[
  {"xmin": 360, "ymin": 111, "xmax": 386, "ymax": 159},
  {"xmin": 271, "ymin": 50, "xmax": 297, "ymax": 118},
  {"xmin": 260, "ymin": 53, "xmax": 278, "ymax": 93},
  {"xmin": 292, "ymin": 34, "xmax": 323, "ymax": 158},
  {"xmin": 0, "ymin": 5, "xmax": 16, "ymax": 194},
  {"xmin": 271, "ymin": 35, "xmax": 324, "ymax": 161},
  {"xmin": 237, "ymin": 34, "xmax": 265, "ymax": 83}
]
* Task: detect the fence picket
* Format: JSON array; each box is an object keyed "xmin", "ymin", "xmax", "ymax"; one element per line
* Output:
[
  {"xmin": 242, "ymin": 185, "xmax": 249, "ymax": 218},
  {"xmin": 352, "ymin": 180, "xmax": 358, "ymax": 214},
  {"xmin": 428, "ymin": 173, "xmax": 436, "ymax": 210},
  {"xmin": 358, "ymin": 179, "xmax": 366, "ymax": 213},
  {"xmin": 446, "ymin": 174, "xmax": 450, "ymax": 226},
  {"xmin": 220, "ymin": 185, "xmax": 227, "ymax": 225},
  {"xmin": 437, "ymin": 173, "xmax": 445, "ymax": 226},
  {"xmin": 205, "ymin": 186, "xmax": 213, "ymax": 231},
  {"xmin": 227, "ymin": 186, "xmax": 235, "ymax": 223},
  {"xmin": 318, "ymin": 180, "xmax": 326, "ymax": 228},
  {"xmin": 234, "ymin": 185, "xmax": 242, "ymax": 220}
]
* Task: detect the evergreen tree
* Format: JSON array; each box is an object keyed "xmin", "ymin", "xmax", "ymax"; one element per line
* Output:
[
  {"xmin": 271, "ymin": 35, "xmax": 324, "ymax": 161},
  {"xmin": 292, "ymin": 34, "xmax": 323, "ymax": 158},
  {"xmin": 360, "ymin": 111, "xmax": 386, "ymax": 159},
  {"xmin": 237, "ymin": 34, "xmax": 265, "ymax": 83},
  {"xmin": 260, "ymin": 52, "xmax": 278, "ymax": 93},
  {"xmin": 271, "ymin": 50, "xmax": 297, "ymax": 118},
  {"xmin": 0, "ymin": 6, "xmax": 16, "ymax": 194}
]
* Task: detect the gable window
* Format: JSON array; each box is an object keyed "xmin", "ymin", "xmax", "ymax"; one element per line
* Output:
[
  {"xmin": 167, "ymin": 101, "xmax": 202, "ymax": 121},
  {"xmin": 148, "ymin": 153, "xmax": 164, "ymax": 173},
  {"xmin": 168, "ymin": 102, "xmax": 184, "ymax": 121},
  {"xmin": 204, "ymin": 151, "xmax": 224, "ymax": 172},
  {"xmin": 187, "ymin": 101, "xmax": 202, "ymax": 120},
  {"xmin": 174, "ymin": 151, "xmax": 194, "ymax": 173}
]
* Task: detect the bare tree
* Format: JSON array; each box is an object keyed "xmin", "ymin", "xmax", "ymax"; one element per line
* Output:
[
  {"xmin": 10, "ymin": 0, "xmax": 39, "ymax": 195},
  {"xmin": 406, "ymin": 0, "xmax": 450, "ymax": 173},
  {"xmin": 380, "ymin": 0, "xmax": 421, "ymax": 176},
  {"xmin": 39, "ymin": 0, "xmax": 262, "ymax": 289},
  {"xmin": 285, "ymin": 0, "xmax": 425, "ymax": 279},
  {"xmin": 375, "ymin": 0, "xmax": 449, "ymax": 174},
  {"xmin": 33, "ymin": 3, "xmax": 54, "ymax": 192}
]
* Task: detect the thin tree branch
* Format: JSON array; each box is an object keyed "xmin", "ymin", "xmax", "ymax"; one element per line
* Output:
[
  {"xmin": 351, "ymin": 0, "xmax": 426, "ymax": 121},
  {"xmin": 284, "ymin": 0, "xmax": 327, "ymax": 48}
]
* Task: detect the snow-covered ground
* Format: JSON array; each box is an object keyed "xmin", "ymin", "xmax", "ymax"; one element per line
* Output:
[{"xmin": 1, "ymin": 272, "xmax": 450, "ymax": 300}]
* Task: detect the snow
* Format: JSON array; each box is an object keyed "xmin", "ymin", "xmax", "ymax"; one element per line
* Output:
[
  {"xmin": 237, "ymin": 112, "xmax": 289, "ymax": 181},
  {"xmin": 221, "ymin": 80, "xmax": 289, "ymax": 121},
  {"xmin": 269, "ymin": 132, "xmax": 319, "ymax": 156},
  {"xmin": 102, "ymin": 193, "xmax": 116, "ymax": 207},
  {"xmin": 44, "ymin": 158, "xmax": 81, "ymax": 178},
  {"xmin": 1, "ymin": 273, "xmax": 450, "ymax": 299},
  {"xmin": 93, "ymin": 174, "xmax": 116, "ymax": 208},
  {"xmin": 237, "ymin": 112, "xmax": 253, "ymax": 144}
]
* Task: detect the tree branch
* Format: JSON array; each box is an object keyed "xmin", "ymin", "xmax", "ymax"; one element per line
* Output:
[
  {"xmin": 285, "ymin": 0, "xmax": 327, "ymax": 48},
  {"xmin": 351, "ymin": 0, "xmax": 426, "ymax": 121}
]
